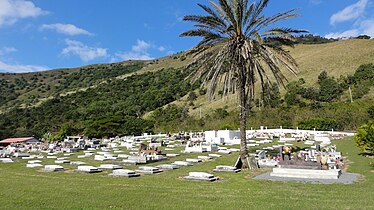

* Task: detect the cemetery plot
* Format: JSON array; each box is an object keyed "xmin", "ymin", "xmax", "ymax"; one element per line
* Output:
[
  {"xmin": 183, "ymin": 172, "xmax": 218, "ymax": 182},
  {"xmin": 108, "ymin": 169, "xmax": 140, "ymax": 178}
]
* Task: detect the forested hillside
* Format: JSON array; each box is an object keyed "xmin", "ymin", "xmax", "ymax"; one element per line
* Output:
[{"xmin": 0, "ymin": 39, "xmax": 373, "ymax": 139}]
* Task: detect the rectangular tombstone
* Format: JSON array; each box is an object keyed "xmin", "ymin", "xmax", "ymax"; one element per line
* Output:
[
  {"xmin": 26, "ymin": 163, "xmax": 43, "ymax": 168},
  {"xmin": 109, "ymin": 169, "xmax": 140, "ymax": 177},
  {"xmin": 54, "ymin": 160, "xmax": 70, "ymax": 164},
  {"xmin": 0, "ymin": 158, "xmax": 14, "ymax": 163},
  {"xmin": 166, "ymin": 153, "xmax": 180, "ymax": 157},
  {"xmin": 197, "ymin": 156, "xmax": 212, "ymax": 160},
  {"xmin": 213, "ymin": 165, "xmax": 241, "ymax": 173},
  {"xmin": 135, "ymin": 166, "xmax": 162, "ymax": 174},
  {"xmin": 99, "ymin": 164, "xmax": 123, "ymax": 170},
  {"xmin": 43, "ymin": 165, "xmax": 64, "ymax": 172},
  {"xmin": 186, "ymin": 158, "xmax": 202, "ymax": 163},
  {"xmin": 184, "ymin": 172, "xmax": 217, "ymax": 181},
  {"xmin": 208, "ymin": 154, "xmax": 222, "ymax": 158},
  {"xmin": 172, "ymin": 161, "xmax": 193, "ymax": 166},
  {"xmin": 76, "ymin": 166, "xmax": 101, "ymax": 173},
  {"xmin": 155, "ymin": 164, "xmax": 179, "ymax": 170}
]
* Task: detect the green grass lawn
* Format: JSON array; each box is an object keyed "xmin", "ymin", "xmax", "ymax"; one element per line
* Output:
[{"xmin": 0, "ymin": 138, "xmax": 373, "ymax": 210}]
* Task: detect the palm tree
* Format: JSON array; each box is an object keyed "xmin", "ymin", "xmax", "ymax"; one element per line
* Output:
[{"xmin": 181, "ymin": 0, "xmax": 305, "ymax": 168}]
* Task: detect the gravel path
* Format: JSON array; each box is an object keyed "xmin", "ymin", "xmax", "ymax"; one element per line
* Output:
[{"xmin": 254, "ymin": 172, "xmax": 361, "ymax": 184}]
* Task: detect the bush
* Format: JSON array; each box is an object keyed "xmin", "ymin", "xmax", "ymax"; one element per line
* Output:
[
  {"xmin": 355, "ymin": 121, "xmax": 374, "ymax": 154},
  {"xmin": 298, "ymin": 118, "xmax": 343, "ymax": 130}
]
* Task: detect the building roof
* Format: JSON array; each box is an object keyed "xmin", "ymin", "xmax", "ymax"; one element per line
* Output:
[{"xmin": 0, "ymin": 137, "xmax": 36, "ymax": 144}]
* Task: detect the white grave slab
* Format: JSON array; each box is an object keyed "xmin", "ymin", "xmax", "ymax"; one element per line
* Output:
[
  {"xmin": 109, "ymin": 169, "xmax": 140, "ymax": 177},
  {"xmin": 213, "ymin": 165, "xmax": 241, "ymax": 173},
  {"xmin": 172, "ymin": 161, "xmax": 193, "ymax": 166},
  {"xmin": 99, "ymin": 164, "xmax": 123, "ymax": 170},
  {"xmin": 197, "ymin": 156, "xmax": 212, "ymax": 160},
  {"xmin": 43, "ymin": 165, "xmax": 64, "ymax": 172},
  {"xmin": 0, "ymin": 158, "xmax": 13, "ymax": 163},
  {"xmin": 218, "ymin": 150, "xmax": 231, "ymax": 154},
  {"xmin": 26, "ymin": 163, "xmax": 43, "ymax": 168},
  {"xmin": 186, "ymin": 158, "xmax": 202, "ymax": 163},
  {"xmin": 156, "ymin": 164, "xmax": 179, "ymax": 170},
  {"xmin": 135, "ymin": 166, "xmax": 162, "ymax": 174},
  {"xmin": 208, "ymin": 154, "xmax": 222, "ymax": 158},
  {"xmin": 184, "ymin": 172, "xmax": 217, "ymax": 181},
  {"xmin": 166, "ymin": 153, "xmax": 180, "ymax": 157},
  {"xmin": 76, "ymin": 166, "xmax": 101, "ymax": 173},
  {"xmin": 55, "ymin": 160, "xmax": 70, "ymax": 164}
]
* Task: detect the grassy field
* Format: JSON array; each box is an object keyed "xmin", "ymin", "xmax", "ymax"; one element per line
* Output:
[{"xmin": 0, "ymin": 138, "xmax": 373, "ymax": 210}]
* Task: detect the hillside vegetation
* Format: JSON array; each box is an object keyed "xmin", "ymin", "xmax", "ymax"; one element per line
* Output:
[{"xmin": 0, "ymin": 39, "xmax": 374, "ymax": 139}]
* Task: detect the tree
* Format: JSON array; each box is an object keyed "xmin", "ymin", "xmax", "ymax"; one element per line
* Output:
[
  {"xmin": 355, "ymin": 121, "xmax": 374, "ymax": 154},
  {"xmin": 181, "ymin": 0, "xmax": 304, "ymax": 168}
]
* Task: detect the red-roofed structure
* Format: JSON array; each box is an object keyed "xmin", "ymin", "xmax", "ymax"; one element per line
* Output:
[{"xmin": 0, "ymin": 137, "xmax": 39, "ymax": 146}]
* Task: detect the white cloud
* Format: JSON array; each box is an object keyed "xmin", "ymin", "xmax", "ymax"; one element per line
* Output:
[
  {"xmin": 0, "ymin": 60, "xmax": 47, "ymax": 73},
  {"xmin": 360, "ymin": 19, "xmax": 374, "ymax": 37},
  {"xmin": 330, "ymin": 0, "xmax": 368, "ymax": 25},
  {"xmin": 40, "ymin": 23, "xmax": 93, "ymax": 36},
  {"xmin": 0, "ymin": 47, "xmax": 17, "ymax": 55},
  {"xmin": 132, "ymin": 40, "xmax": 152, "ymax": 52},
  {"xmin": 0, "ymin": 0, "xmax": 48, "ymax": 27},
  {"xmin": 114, "ymin": 40, "xmax": 154, "ymax": 61},
  {"xmin": 158, "ymin": 46, "xmax": 165, "ymax": 52},
  {"xmin": 325, "ymin": 18, "xmax": 374, "ymax": 39},
  {"xmin": 325, "ymin": 29, "xmax": 360, "ymax": 39},
  {"xmin": 61, "ymin": 39, "xmax": 107, "ymax": 62}
]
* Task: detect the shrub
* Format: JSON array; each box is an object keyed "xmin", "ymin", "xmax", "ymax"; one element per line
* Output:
[
  {"xmin": 298, "ymin": 118, "xmax": 343, "ymax": 130},
  {"xmin": 355, "ymin": 121, "xmax": 374, "ymax": 154}
]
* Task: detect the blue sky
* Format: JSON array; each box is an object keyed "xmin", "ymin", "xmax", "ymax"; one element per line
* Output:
[{"xmin": 0, "ymin": 0, "xmax": 373, "ymax": 73}]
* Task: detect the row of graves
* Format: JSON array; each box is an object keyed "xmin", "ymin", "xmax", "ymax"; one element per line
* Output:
[
  {"xmin": 0, "ymin": 134, "xmax": 244, "ymax": 182},
  {"xmin": 0, "ymin": 128, "xmax": 354, "ymax": 182}
]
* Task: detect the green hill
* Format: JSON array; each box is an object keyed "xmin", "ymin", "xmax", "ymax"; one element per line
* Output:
[{"xmin": 0, "ymin": 39, "xmax": 373, "ymax": 139}]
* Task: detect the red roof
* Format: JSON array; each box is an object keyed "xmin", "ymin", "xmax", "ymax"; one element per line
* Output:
[{"xmin": 0, "ymin": 137, "xmax": 35, "ymax": 143}]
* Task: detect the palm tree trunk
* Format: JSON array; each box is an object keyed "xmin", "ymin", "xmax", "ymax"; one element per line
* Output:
[{"xmin": 239, "ymin": 75, "xmax": 249, "ymax": 169}]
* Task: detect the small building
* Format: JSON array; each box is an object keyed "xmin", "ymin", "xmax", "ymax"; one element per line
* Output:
[{"xmin": 0, "ymin": 137, "xmax": 40, "ymax": 146}]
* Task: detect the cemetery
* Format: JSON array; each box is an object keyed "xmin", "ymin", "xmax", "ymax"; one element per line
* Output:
[{"xmin": 0, "ymin": 128, "xmax": 372, "ymax": 209}]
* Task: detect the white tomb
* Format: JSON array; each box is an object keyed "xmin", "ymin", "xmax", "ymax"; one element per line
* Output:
[
  {"xmin": 213, "ymin": 165, "xmax": 241, "ymax": 173},
  {"xmin": 26, "ymin": 163, "xmax": 43, "ymax": 168},
  {"xmin": 99, "ymin": 164, "xmax": 123, "ymax": 170},
  {"xmin": 135, "ymin": 166, "xmax": 162, "ymax": 174},
  {"xmin": 166, "ymin": 153, "xmax": 180, "ymax": 157},
  {"xmin": 270, "ymin": 167, "xmax": 342, "ymax": 179},
  {"xmin": 55, "ymin": 160, "xmax": 70, "ymax": 164},
  {"xmin": 172, "ymin": 161, "xmax": 193, "ymax": 166},
  {"xmin": 208, "ymin": 154, "xmax": 222, "ymax": 158},
  {"xmin": 109, "ymin": 169, "xmax": 140, "ymax": 177},
  {"xmin": 0, "ymin": 158, "xmax": 14, "ymax": 163},
  {"xmin": 43, "ymin": 165, "xmax": 64, "ymax": 172},
  {"xmin": 155, "ymin": 164, "xmax": 179, "ymax": 170},
  {"xmin": 76, "ymin": 166, "xmax": 102, "ymax": 173},
  {"xmin": 186, "ymin": 158, "xmax": 202, "ymax": 163},
  {"xmin": 184, "ymin": 172, "xmax": 218, "ymax": 181}
]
